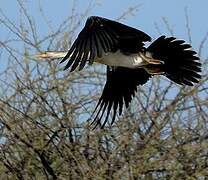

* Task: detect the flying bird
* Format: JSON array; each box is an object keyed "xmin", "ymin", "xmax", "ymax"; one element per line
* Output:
[{"xmin": 57, "ymin": 16, "xmax": 201, "ymax": 127}]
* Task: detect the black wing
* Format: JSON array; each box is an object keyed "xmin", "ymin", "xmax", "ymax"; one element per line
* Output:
[
  {"xmin": 91, "ymin": 67, "xmax": 151, "ymax": 128},
  {"xmin": 61, "ymin": 16, "xmax": 151, "ymax": 71}
]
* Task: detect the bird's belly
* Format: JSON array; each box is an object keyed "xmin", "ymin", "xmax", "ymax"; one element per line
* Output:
[{"xmin": 96, "ymin": 51, "xmax": 145, "ymax": 68}]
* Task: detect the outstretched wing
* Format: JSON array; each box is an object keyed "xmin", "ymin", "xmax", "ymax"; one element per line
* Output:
[
  {"xmin": 91, "ymin": 67, "xmax": 151, "ymax": 128},
  {"xmin": 61, "ymin": 16, "xmax": 151, "ymax": 71}
]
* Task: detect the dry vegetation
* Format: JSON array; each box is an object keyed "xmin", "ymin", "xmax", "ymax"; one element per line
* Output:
[{"xmin": 0, "ymin": 0, "xmax": 208, "ymax": 179}]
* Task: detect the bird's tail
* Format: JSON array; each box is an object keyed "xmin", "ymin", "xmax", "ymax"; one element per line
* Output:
[{"xmin": 146, "ymin": 36, "xmax": 201, "ymax": 85}]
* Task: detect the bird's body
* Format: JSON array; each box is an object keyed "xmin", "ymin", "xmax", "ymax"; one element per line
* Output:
[
  {"xmin": 59, "ymin": 16, "xmax": 201, "ymax": 127},
  {"xmin": 95, "ymin": 50, "xmax": 145, "ymax": 68}
]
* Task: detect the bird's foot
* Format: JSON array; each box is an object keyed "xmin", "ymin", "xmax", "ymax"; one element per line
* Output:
[
  {"xmin": 139, "ymin": 52, "xmax": 163, "ymax": 65},
  {"xmin": 144, "ymin": 66, "xmax": 165, "ymax": 75}
]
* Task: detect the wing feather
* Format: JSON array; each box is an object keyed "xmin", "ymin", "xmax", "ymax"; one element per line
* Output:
[
  {"xmin": 88, "ymin": 37, "xmax": 94, "ymax": 64},
  {"xmin": 92, "ymin": 33, "xmax": 101, "ymax": 58},
  {"xmin": 91, "ymin": 67, "xmax": 151, "ymax": 128},
  {"xmin": 95, "ymin": 31, "xmax": 108, "ymax": 53},
  {"xmin": 60, "ymin": 38, "xmax": 78, "ymax": 64},
  {"xmin": 78, "ymin": 39, "xmax": 89, "ymax": 70}
]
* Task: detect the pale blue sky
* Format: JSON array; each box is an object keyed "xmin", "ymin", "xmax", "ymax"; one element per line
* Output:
[{"xmin": 0, "ymin": 0, "xmax": 208, "ymax": 68}]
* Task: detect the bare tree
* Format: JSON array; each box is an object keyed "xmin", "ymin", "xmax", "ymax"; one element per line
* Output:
[{"xmin": 0, "ymin": 0, "xmax": 207, "ymax": 179}]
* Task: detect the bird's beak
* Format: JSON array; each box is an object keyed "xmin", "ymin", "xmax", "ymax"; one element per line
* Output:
[{"xmin": 33, "ymin": 51, "xmax": 68, "ymax": 60}]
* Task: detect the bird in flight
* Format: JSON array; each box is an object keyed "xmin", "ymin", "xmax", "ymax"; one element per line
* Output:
[{"xmin": 48, "ymin": 16, "xmax": 201, "ymax": 128}]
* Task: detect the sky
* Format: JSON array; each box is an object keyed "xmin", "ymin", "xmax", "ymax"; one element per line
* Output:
[
  {"xmin": 1, "ymin": 0, "xmax": 208, "ymax": 47},
  {"xmin": 0, "ymin": 0, "xmax": 207, "ymax": 72}
]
